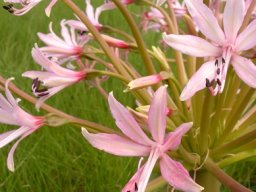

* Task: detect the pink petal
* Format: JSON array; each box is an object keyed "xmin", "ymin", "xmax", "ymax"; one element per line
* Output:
[
  {"xmin": 5, "ymin": 78, "xmax": 18, "ymax": 106},
  {"xmin": 148, "ymin": 86, "xmax": 167, "ymax": 144},
  {"xmin": 223, "ymin": 0, "xmax": 245, "ymax": 42},
  {"xmin": 180, "ymin": 60, "xmax": 217, "ymax": 101},
  {"xmin": 108, "ymin": 93, "xmax": 153, "ymax": 146},
  {"xmin": 95, "ymin": 2, "xmax": 116, "ymax": 22},
  {"xmin": 163, "ymin": 34, "xmax": 221, "ymax": 57},
  {"xmin": 231, "ymin": 55, "xmax": 256, "ymax": 88},
  {"xmin": 7, "ymin": 130, "xmax": 32, "ymax": 172},
  {"xmin": 0, "ymin": 109, "xmax": 17, "ymax": 125},
  {"xmin": 160, "ymin": 154, "xmax": 204, "ymax": 192},
  {"xmin": 81, "ymin": 128, "xmax": 151, "ymax": 156},
  {"xmin": 185, "ymin": 0, "xmax": 225, "ymax": 44},
  {"xmin": 163, "ymin": 122, "xmax": 193, "ymax": 151},
  {"xmin": 235, "ymin": 19, "xmax": 256, "ymax": 51},
  {"xmin": 0, "ymin": 93, "xmax": 12, "ymax": 111},
  {"xmin": 45, "ymin": 0, "xmax": 57, "ymax": 17},
  {"xmin": 0, "ymin": 126, "xmax": 30, "ymax": 148}
]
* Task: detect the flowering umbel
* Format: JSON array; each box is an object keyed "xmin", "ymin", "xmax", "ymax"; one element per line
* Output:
[
  {"xmin": 0, "ymin": 78, "xmax": 44, "ymax": 171},
  {"xmin": 82, "ymin": 86, "xmax": 203, "ymax": 192}
]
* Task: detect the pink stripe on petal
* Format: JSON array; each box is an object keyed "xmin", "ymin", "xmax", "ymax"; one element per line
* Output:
[
  {"xmin": 163, "ymin": 122, "xmax": 193, "ymax": 151},
  {"xmin": 235, "ymin": 19, "xmax": 256, "ymax": 52},
  {"xmin": 223, "ymin": 0, "xmax": 245, "ymax": 42},
  {"xmin": 180, "ymin": 60, "xmax": 217, "ymax": 101},
  {"xmin": 163, "ymin": 34, "xmax": 221, "ymax": 57},
  {"xmin": 160, "ymin": 154, "xmax": 204, "ymax": 192},
  {"xmin": 185, "ymin": 0, "xmax": 225, "ymax": 44},
  {"xmin": 232, "ymin": 55, "xmax": 256, "ymax": 88},
  {"xmin": 148, "ymin": 86, "xmax": 167, "ymax": 144},
  {"xmin": 108, "ymin": 93, "xmax": 153, "ymax": 146},
  {"xmin": 81, "ymin": 128, "xmax": 150, "ymax": 156}
]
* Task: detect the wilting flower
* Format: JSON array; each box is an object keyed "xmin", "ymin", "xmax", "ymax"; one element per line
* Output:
[
  {"xmin": 2, "ymin": 0, "xmax": 57, "ymax": 16},
  {"xmin": 82, "ymin": 86, "xmax": 203, "ymax": 192},
  {"xmin": 0, "ymin": 78, "xmax": 44, "ymax": 171},
  {"xmin": 163, "ymin": 0, "xmax": 256, "ymax": 100},
  {"xmin": 38, "ymin": 20, "xmax": 89, "ymax": 61},
  {"xmin": 22, "ymin": 45, "xmax": 86, "ymax": 110}
]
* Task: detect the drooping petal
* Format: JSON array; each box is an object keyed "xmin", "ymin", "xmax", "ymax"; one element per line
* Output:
[
  {"xmin": 163, "ymin": 34, "xmax": 221, "ymax": 57},
  {"xmin": 163, "ymin": 122, "xmax": 193, "ymax": 151},
  {"xmin": 0, "ymin": 126, "xmax": 30, "ymax": 148},
  {"xmin": 7, "ymin": 130, "xmax": 32, "ymax": 172},
  {"xmin": 108, "ymin": 93, "xmax": 153, "ymax": 146},
  {"xmin": 5, "ymin": 78, "xmax": 18, "ymax": 106},
  {"xmin": 180, "ymin": 60, "xmax": 217, "ymax": 101},
  {"xmin": 235, "ymin": 19, "xmax": 256, "ymax": 52},
  {"xmin": 185, "ymin": 0, "xmax": 225, "ymax": 44},
  {"xmin": 45, "ymin": 0, "xmax": 57, "ymax": 17},
  {"xmin": 223, "ymin": 0, "xmax": 245, "ymax": 42},
  {"xmin": 160, "ymin": 154, "xmax": 204, "ymax": 192},
  {"xmin": 81, "ymin": 128, "xmax": 151, "ymax": 156},
  {"xmin": 148, "ymin": 86, "xmax": 167, "ymax": 144},
  {"xmin": 231, "ymin": 55, "xmax": 256, "ymax": 88}
]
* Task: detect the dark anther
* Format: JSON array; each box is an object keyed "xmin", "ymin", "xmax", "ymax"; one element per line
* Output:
[
  {"xmin": 135, "ymin": 182, "xmax": 138, "ymax": 191},
  {"xmin": 37, "ymin": 92, "xmax": 49, "ymax": 97},
  {"xmin": 217, "ymin": 68, "xmax": 221, "ymax": 75},
  {"xmin": 3, "ymin": 4, "xmax": 14, "ymax": 13},
  {"xmin": 79, "ymin": 30, "xmax": 87, "ymax": 35},
  {"xmin": 215, "ymin": 60, "xmax": 218, "ymax": 66},
  {"xmin": 217, "ymin": 78, "xmax": 222, "ymax": 86},
  {"xmin": 222, "ymin": 57, "xmax": 225, "ymax": 63},
  {"xmin": 205, "ymin": 78, "xmax": 212, "ymax": 87},
  {"xmin": 32, "ymin": 78, "xmax": 49, "ymax": 98}
]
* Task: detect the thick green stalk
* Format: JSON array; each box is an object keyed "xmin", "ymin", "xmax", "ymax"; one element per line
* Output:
[
  {"xmin": 196, "ymin": 170, "xmax": 221, "ymax": 192},
  {"xmin": 111, "ymin": 0, "xmax": 156, "ymax": 75},
  {"xmin": 204, "ymin": 159, "xmax": 253, "ymax": 192},
  {"xmin": 146, "ymin": 177, "xmax": 166, "ymax": 192}
]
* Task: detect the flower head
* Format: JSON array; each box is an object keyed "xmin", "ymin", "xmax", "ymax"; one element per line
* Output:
[
  {"xmin": 22, "ymin": 45, "xmax": 86, "ymax": 110},
  {"xmin": 82, "ymin": 86, "xmax": 203, "ymax": 192},
  {"xmin": 163, "ymin": 0, "xmax": 256, "ymax": 100},
  {"xmin": 0, "ymin": 78, "xmax": 44, "ymax": 171}
]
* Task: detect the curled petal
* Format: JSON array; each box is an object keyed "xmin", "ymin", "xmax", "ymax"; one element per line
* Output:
[
  {"xmin": 235, "ymin": 19, "xmax": 256, "ymax": 52},
  {"xmin": 185, "ymin": 0, "xmax": 225, "ymax": 44},
  {"xmin": 180, "ymin": 60, "xmax": 216, "ymax": 101},
  {"xmin": 148, "ymin": 86, "xmax": 167, "ymax": 144},
  {"xmin": 232, "ymin": 55, "xmax": 256, "ymax": 88},
  {"xmin": 108, "ymin": 93, "xmax": 153, "ymax": 145},
  {"xmin": 81, "ymin": 128, "xmax": 151, "ymax": 156},
  {"xmin": 45, "ymin": 0, "xmax": 57, "ymax": 17},
  {"xmin": 223, "ymin": 0, "xmax": 245, "ymax": 42},
  {"xmin": 163, "ymin": 34, "xmax": 221, "ymax": 57},
  {"xmin": 160, "ymin": 154, "xmax": 204, "ymax": 192},
  {"xmin": 163, "ymin": 122, "xmax": 193, "ymax": 151}
]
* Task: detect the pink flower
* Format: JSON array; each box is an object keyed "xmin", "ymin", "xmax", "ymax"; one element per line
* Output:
[
  {"xmin": 142, "ymin": 8, "xmax": 167, "ymax": 32},
  {"xmin": 2, "ymin": 0, "xmax": 57, "ymax": 16},
  {"xmin": 38, "ymin": 20, "xmax": 89, "ymax": 61},
  {"xmin": 163, "ymin": 0, "xmax": 256, "ymax": 100},
  {"xmin": 0, "ymin": 78, "xmax": 44, "ymax": 171},
  {"xmin": 82, "ymin": 86, "xmax": 203, "ymax": 192},
  {"xmin": 22, "ymin": 45, "xmax": 86, "ymax": 110}
]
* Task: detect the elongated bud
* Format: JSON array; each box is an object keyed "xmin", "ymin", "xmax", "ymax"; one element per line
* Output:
[
  {"xmin": 151, "ymin": 46, "xmax": 170, "ymax": 71},
  {"xmin": 125, "ymin": 71, "xmax": 170, "ymax": 91},
  {"xmin": 44, "ymin": 113, "xmax": 69, "ymax": 127}
]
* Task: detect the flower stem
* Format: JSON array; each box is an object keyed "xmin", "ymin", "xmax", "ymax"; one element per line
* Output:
[
  {"xmin": 196, "ymin": 170, "xmax": 221, "ymax": 192},
  {"xmin": 204, "ymin": 158, "xmax": 253, "ymax": 192}
]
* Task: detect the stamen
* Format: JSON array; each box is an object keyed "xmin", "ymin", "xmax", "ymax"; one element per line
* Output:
[
  {"xmin": 135, "ymin": 182, "xmax": 138, "ymax": 191},
  {"xmin": 79, "ymin": 31, "xmax": 87, "ymax": 36},
  {"xmin": 31, "ymin": 78, "xmax": 49, "ymax": 98},
  {"xmin": 216, "ymin": 78, "xmax": 222, "ymax": 86},
  {"xmin": 222, "ymin": 57, "xmax": 225, "ymax": 64},
  {"xmin": 217, "ymin": 68, "xmax": 220, "ymax": 75},
  {"xmin": 214, "ymin": 60, "xmax": 218, "ymax": 66},
  {"xmin": 3, "ymin": 4, "xmax": 14, "ymax": 13},
  {"xmin": 205, "ymin": 78, "xmax": 212, "ymax": 87},
  {"xmin": 37, "ymin": 92, "xmax": 49, "ymax": 97}
]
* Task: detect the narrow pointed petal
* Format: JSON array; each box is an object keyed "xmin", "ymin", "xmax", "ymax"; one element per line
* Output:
[
  {"xmin": 163, "ymin": 122, "xmax": 193, "ymax": 151},
  {"xmin": 148, "ymin": 86, "xmax": 167, "ymax": 144},
  {"xmin": 5, "ymin": 78, "xmax": 17, "ymax": 106},
  {"xmin": 232, "ymin": 55, "xmax": 256, "ymax": 88},
  {"xmin": 235, "ymin": 19, "xmax": 256, "ymax": 52},
  {"xmin": 137, "ymin": 149, "xmax": 160, "ymax": 192},
  {"xmin": 0, "ymin": 93, "xmax": 12, "ymax": 111},
  {"xmin": 81, "ymin": 128, "xmax": 151, "ymax": 156},
  {"xmin": 108, "ymin": 93, "xmax": 153, "ymax": 145},
  {"xmin": 180, "ymin": 60, "xmax": 216, "ymax": 101},
  {"xmin": 7, "ymin": 130, "xmax": 32, "ymax": 172},
  {"xmin": 185, "ymin": 0, "xmax": 225, "ymax": 44},
  {"xmin": 45, "ymin": 0, "xmax": 57, "ymax": 17},
  {"xmin": 223, "ymin": 0, "xmax": 245, "ymax": 42},
  {"xmin": 160, "ymin": 154, "xmax": 204, "ymax": 192},
  {"xmin": 163, "ymin": 34, "xmax": 221, "ymax": 57},
  {"xmin": 0, "ymin": 126, "xmax": 30, "ymax": 148}
]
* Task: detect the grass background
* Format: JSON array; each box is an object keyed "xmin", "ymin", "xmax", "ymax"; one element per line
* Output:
[{"xmin": 0, "ymin": 1, "xmax": 255, "ymax": 191}]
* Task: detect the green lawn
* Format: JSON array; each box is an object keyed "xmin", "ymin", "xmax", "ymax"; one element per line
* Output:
[{"xmin": 0, "ymin": 1, "xmax": 255, "ymax": 191}]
